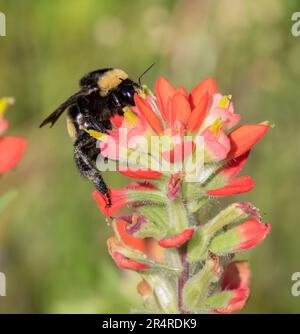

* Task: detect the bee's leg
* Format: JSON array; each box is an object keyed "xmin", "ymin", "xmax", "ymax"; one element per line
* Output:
[{"xmin": 74, "ymin": 133, "xmax": 111, "ymax": 206}]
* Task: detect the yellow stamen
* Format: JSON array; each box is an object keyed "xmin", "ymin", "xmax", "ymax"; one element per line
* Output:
[
  {"xmin": 83, "ymin": 128, "xmax": 108, "ymax": 140},
  {"xmin": 136, "ymin": 85, "xmax": 148, "ymax": 99},
  {"xmin": 0, "ymin": 97, "xmax": 15, "ymax": 117},
  {"xmin": 124, "ymin": 107, "xmax": 138, "ymax": 127},
  {"xmin": 210, "ymin": 118, "xmax": 223, "ymax": 138},
  {"xmin": 218, "ymin": 95, "xmax": 232, "ymax": 109}
]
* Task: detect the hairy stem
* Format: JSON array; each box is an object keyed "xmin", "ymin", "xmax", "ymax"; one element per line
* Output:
[{"xmin": 177, "ymin": 244, "xmax": 189, "ymax": 314}]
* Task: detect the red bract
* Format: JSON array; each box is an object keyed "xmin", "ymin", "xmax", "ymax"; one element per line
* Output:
[
  {"xmin": 219, "ymin": 151, "xmax": 250, "ymax": 179},
  {"xmin": 92, "ymin": 76, "xmax": 268, "ymax": 181},
  {"xmin": 113, "ymin": 252, "xmax": 150, "ymax": 270},
  {"xmin": 118, "ymin": 167, "xmax": 162, "ymax": 179},
  {"xmin": 214, "ymin": 288, "xmax": 250, "ymax": 314},
  {"xmin": 207, "ymin": 176, "xmax": 255, "ymax": 196},
  {"xmin": 214, "ymin": 261, "xmax": 250, "ymax": 314},
  {"xmin": 236, "ymin": 219, "xmax": 271, "ymax": 251},
  {"xmin": 107, "ymin": 237, "xmax": 151, "ymax": 271},
  {"xmin": 93, "ymin": 189, "xmax": 129, "ymax": 217},
  {"xmin": 158, "ymin": 228, "xmax": 194, "ymax": 248},
  {"xmin": 221, "ymin": 261, "xmax": 250, "ymax": 291},
  {"xmin": 227, "ymin": 124, "xmax": 269, "ymax": 159},
  {"xmin": 114, "ymin": 219, "xmax": 147, "ymax": 252},
  {"xmin": 0, "ymin": 97, "xmax": 27, "ymax": 174},
  {"xmin": 113, "ymin": 217, "xmax": 164, "ymax": 261},
  {"xmin": 155, "ymin": 76, "xmax": 177, "ymax": 121},
  {"xmin": 189, "ymin": 77, "xmax": 217, "ymax": 108},
  {"xmin": 93, "ymin": 182, "xmax": 157, "ymax": 217},
  {"xmin": 137, "ymin": 76, "xmax": 219, "ymax": 137},
  {"xmin": 186, "ymin": 93, "xmax": 209, "ymax": 133},
  {"xmin": 134, "ymin": 95, "xmax": 163, "ymax": 134},
  {"xmin": 0, "ymin": 136, "xmax": 27, "ymax": 174}
]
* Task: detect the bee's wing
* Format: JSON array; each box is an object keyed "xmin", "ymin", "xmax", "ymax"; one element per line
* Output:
[
  {"xmin": 39, "ymin": 103, "xmax": 70, "ymax": 128},
  {"xmin": 39, "ymin": 88, "xmax": 96, "ymax": 128}
]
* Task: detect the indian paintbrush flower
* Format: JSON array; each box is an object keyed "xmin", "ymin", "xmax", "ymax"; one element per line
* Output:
[
  {"xmin": 0, "ymin": 97, "xmax": 27, "ymax": 214},
  {"xmin": 0, "ymin": 97, "xmax": 27, "ymax": 175},
  {"xmin": 91, "ymin": 76, "xmax": 270, "ymax": 314}
]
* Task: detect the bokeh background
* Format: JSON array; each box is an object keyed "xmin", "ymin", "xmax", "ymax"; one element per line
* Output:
[{"xmin": 0, "ymin": 0, "xmax": 299, "ymax": 313}]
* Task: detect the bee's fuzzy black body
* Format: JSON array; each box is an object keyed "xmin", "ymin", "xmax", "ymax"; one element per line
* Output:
[{"xmin": 40, "ymin": 68, "xmax": 140, "ymax": 206}]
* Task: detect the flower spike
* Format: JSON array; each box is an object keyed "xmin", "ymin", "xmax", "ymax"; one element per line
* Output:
[{"xmin": 91, "ymin": 75, "xmax": 270, "ymax": 314}]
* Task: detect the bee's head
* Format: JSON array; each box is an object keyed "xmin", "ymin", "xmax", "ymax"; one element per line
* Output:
[
  {"xmin": 96, "ymin": 69, "xmax": 132, "ymax": 96},
  {"xmin": 79, "ymin": 66, "xmax": 152, "ymax": 106},
  {"xmin": 95, "ymin": 68, "xmax": 140, "ymax": 105},
  {"xmin": 116, "ymin": 78, "xmax": 141, "ymax": 105}
]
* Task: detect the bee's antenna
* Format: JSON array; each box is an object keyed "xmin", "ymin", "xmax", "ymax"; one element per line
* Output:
[{"xmin": 138, "ymin": 63, "xmax": 155, "ymax": 86}]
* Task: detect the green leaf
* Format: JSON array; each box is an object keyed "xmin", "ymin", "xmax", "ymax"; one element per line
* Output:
[
  {"xmin": 142, "ymin": 273, "xmax": 179, "ymax": 314},
  {"xmin": 188, "ymin": 203, "xmax": 250, "ymax": 262},
  {"xmin": 183, "ymin": 255, "xmax": 220, "ymax": 312},
  {"xmin": 166, "ymin": 197, "xmax": 189, "ymax": 234},
  {"xmin": 204, "ymin": 203, "xmax": 249, "ymax": 235},
  {"xmin": 129, "ymin": 189, "xmax": 166, "ymax": 205},
  {"xmin": 209, "ymin": 228, "xmax": 239, "ymax": 255},
  {"xmin": 134, "ymin": 208, "xmax": 168, "ymax": 239},
  {"xmin": 187, "ymin": 228, "xmax": 210, "ymax": 262},
  {"xmin": 115, "ymin": 241, "xmax": 180, "ymax": 273},
  {"xmin": 205, "ymin": 290, "xmax": 233, "ymax": 309}
]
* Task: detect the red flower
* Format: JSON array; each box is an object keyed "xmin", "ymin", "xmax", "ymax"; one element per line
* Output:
[
  {"xmin": 141, "ymin": 76, "xmax": 218, "ymax": 135},
  {"xmin": 236, "ymin": 219, "xmax": 271, "ymax": 251},
  {"xmin": 114, "ymin": 219, "xmax": 147, "ymax": 252},
  {"xmin": 90, "ymin": 76, "xmax": 269, "ymax": 183},
  {"xmin": 89, "ymin": 75, "xmax": 270, "ymax": 314},
  {"xmin": 155, "ymin": 76, "xmax": 176, "ymax": 121},
  {"xmin": 113, "ymin": 217, "xmax": 164, "ymax": 261},
  {"xmin": 219, "ymin": 151, "xmax": 250, "ymax": 179},
  {"xmin": 93, "ymin": 189, "xmax": 129, "ymax": 217},
  {"xmin": 186, "ymin": 92, "xmax": 209, "ymax": 133},
  {"xmin": 207, "ymin": 176, "xmax": 255, "ymax": 196},
  {"xmin": 0, "ymin": 136, "xmax": 27, "ymax": 174},
  {"xmin": 214, "ymin": 261, "xmax": 250, "ymax": 314},
  {"xmin": 134, "ymin": 95, "xmax": 163, "ymax": 134},
  {"xmin": 221, "ymin": 261, "xmax": 250, "ymax": 290},
  {"xmin": 158, "ymin": 228, "xmax": 194, "ymax": 248},
  {"xmin": 0, "ymin": 97, "xmax": 27, "ymax": 174},
  {"xmin": 112, "ymin": 252, "xmax": 150, "ymax": 270},
  {"xmin": 227, "ymin": 124, "xmax": 269, "ymax": 159},
  {"xmin": 118, "ymin": 167, "xmax": 162, "ymax": 180},
  {"xmin": 93, "ymin": 182, "xmax": 157, "ymax": 217},
  {"xmin": 209, "ymin": 219, "xmax": 271, "ymax": 255},
  {"xmin": 189, "ymin": 77, "xmax": 217, "ymax": 109},
  {"xmin": 107, "ymin": 237, "xmax": 151, "ymax": 271}
]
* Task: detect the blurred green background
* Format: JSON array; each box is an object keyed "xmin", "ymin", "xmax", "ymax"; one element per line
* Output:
[{"xmin": 0, "ymin": 0, "xmax": 300, "ymax": 313}]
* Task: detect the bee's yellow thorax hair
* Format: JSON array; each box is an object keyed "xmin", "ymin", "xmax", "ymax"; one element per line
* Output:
[
  {"xmin": 97, "ymin": 69, "xmax": 128, "ymax": 96},
  {"xmin": 66, "ymin": 116, "xmax": 77, "ymax": 141}
]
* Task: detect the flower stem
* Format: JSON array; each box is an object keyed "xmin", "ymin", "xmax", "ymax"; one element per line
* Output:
[{"xmin": 178, "ymin": 244, "xmax": 189, "ymax": 314}]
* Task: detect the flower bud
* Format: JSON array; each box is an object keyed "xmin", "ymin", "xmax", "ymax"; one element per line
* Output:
[{"xmin": 209, "ymin": 219, "xmax": 271, "ymax": 255}]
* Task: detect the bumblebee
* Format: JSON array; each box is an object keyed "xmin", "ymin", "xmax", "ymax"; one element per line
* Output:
[{"xmin": 40, "ymin": 68, "xmax": 148, "ymax": 206}]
